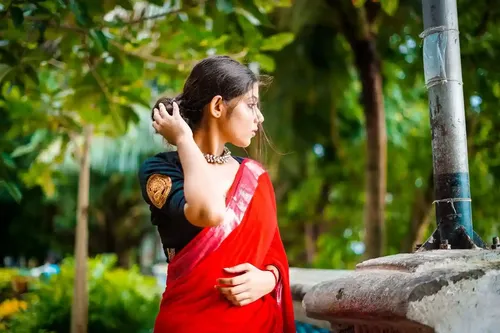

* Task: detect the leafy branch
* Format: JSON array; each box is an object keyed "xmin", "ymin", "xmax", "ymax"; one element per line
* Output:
[
  {"xmin": 110, "ymin": 40, "xmax": 249, "ymax": 66},
  {"xmin": 109, "ymin": 40, "xmax": 195, "ymax": 66},
  {"xmin": 99, "ymin": 0, "xmax": 209, "ymax": 28}
]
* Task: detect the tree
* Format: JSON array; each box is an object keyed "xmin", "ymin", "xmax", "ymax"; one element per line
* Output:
[{"xmin": 265, "ymin": 0, "xmax": 403, "ymax": 261}]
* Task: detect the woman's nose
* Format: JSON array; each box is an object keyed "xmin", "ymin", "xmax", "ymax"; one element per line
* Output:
[{"xmin": 255, "ymin": 109, "xmax": 264, "ymax": 123}]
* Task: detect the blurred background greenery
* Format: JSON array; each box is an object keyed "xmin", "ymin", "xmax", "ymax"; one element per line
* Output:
[{"xmin": 1, "ymin": 0, "xmax": 500, "ymax": 332}]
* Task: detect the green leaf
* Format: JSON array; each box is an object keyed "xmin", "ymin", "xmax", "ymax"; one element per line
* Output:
[
  {"xmin": 56, "ymin": 0, "xmax": 67, "ymax": 9},
  {"xmin": 147, "ymin": 0, "xmax": 164, "ymax": 5},
  {"xmin": 352, "ymin": 0, "xmax": 366, "ymax": 8},
  {"xmin": 260, "ymin": 33, "xmax": 294, "ymax": 51},
  {"xmin": 69, "ymin": 0, "xmax": 91, "ymax": 27},
  {"xmin": 0, "ymin": 64, "xmax": 13, "ymax": 83},
  {"xmin": 236, "ymin": 9, "xmax": 260, "ymax": 38},
  {"xmin": 381, "ymin": 0, "xmax": 399, "ymax": 16},
  {"xmin": 216, "ymin": 0, "xmax": 234, "ymax": 14},
  {"xmin": 1, "ymin": 153, "xmax": 16, "ymax": 169},
  {"xmin": 0, "ymin": 181, "xmax": 22, "ymax": 203},
  {"xmin": 11, "ymin": 129, "xmax": 48, "ymax": 157},
  {"xmin": 493, "ymin": 82, "xmax": 500, "ymax": 98},
  {"xmin": 254, "ymin": 53, "xmax": 275, "ymax": 72},
  {"xmin": 10, "ymin": 7, "xmax": 24, "ymax": 29},
  {"xmin": 90, "ymin": 29, "xmax": 109, "ymax": 52},
  {"xmin": 120, "ymin": 105, "xmax": 140, "ymax": 125},
  {"xmin": 24, "ymin": 65, "xmax": 39, "ymax": 86},
  {"xmin": 120, "ymin": 90, "xmax": 150, "ymax": 108},
  {"xmin": 36, "ymin": 1, "xmax": 61, "ymax": 15},
  {"xmin": 20, "ymin": 49, "xmax": 52, "ymax": 65},
  {"xmin": 116, "ymin": 0, "xmax": 133, "ymax": 10},
  {"xmin": 240, "ymin": 0, "xmax": 272, "ymax": 26},
  {"xmin": 110, "ymin": 109, "xmax": 127, "ymax": 135}
]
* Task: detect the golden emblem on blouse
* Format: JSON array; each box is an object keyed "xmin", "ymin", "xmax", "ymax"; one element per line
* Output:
[{"xmin": 146, "ymin": 174, "xmax": 172, "ymax": 209}]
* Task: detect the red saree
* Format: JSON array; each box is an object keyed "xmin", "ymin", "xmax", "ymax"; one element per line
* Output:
[{"xmin": 154, "ymin": 159, "xmax": 295, "ymax": 333}]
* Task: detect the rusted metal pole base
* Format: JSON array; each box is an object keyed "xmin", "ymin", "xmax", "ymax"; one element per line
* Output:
[{"xmin": 416, "ymin": 227, "xmax": 487, "ymax": 252}]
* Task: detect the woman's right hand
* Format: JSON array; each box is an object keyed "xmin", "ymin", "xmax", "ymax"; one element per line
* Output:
[{"xmin": 153, "ymin": 102, "xmax": 193, "ymax": 145}]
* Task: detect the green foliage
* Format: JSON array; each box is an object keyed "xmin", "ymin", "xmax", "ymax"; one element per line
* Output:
[
  {"xmin": 0, "ymin": 0, "xmax": 295, "ymax": 198},
  {"xmin": 6, "ymin": 255, "xmax": 160, "ymax": 333},
  {"xmin": 0, "ymin": 269, "xmax": 20, "ymax": 298},
  {"xmin": 261, "ymin": 0, "xmax": 500, "ymax": 267},
  {"xmin": 381, "ymin": 0, "xmax": 399, "ymax": 16}
]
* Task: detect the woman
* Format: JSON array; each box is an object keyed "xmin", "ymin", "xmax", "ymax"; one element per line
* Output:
[{"xmin": 139, "ymin": 55, "xmax": 295, "ymax": 333}]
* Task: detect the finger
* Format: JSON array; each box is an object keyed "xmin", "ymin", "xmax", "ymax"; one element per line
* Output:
[
  {"xmin": 219, "ymin": 293, "xmax": 238, "ymax": 305},
  {"xmin": 172, "ymin": 102, "xmax": 180, "ymax": 118},
  {"xmin": 224, "ymin": 263, "xmax": 253, "ymax": 274},
  {"xmin": 152, "ymin": 121, "xmax": 160, "ymax": 133},
  {"xmin": 230, "ymin": 295, "xmax": 253, "ymax": 307},
  {"xmin": 223, "ymin": 291, "xmax": 253, "ymax": 307},
  {"xmin": 236, "ymin": 298, "xmax": 254, "ymax": 307},
  {"xmin": 217, "ymin": 284, "xmax": 249, "ymax": 296},
  {"xmin": 233, "ymin": 292, "xmax": 251, "ymax": 302},
  {"xmin": 158, "ymin": 103, "xmax": 170, "ymax": 118},
  {"xmin": 152, "ymin": 108, "xmax": 163, "ymax": 123},
  {"xmin": 217, "ymin": 274, "xmax": 249, "ymax": 287}
]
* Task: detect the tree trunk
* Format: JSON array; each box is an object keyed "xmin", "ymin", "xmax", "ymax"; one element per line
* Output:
[
  {"xmin": 330, "ymin": 102, "xmax": 345, "ymax": 161},
  {"xmin": 71, "ymin": 126, "xmax": 92, "ymax": 333},
  {"xmin": 105, "ymin": 216, "xmax": 115, "ymax": 253},
  {"xmin": 327, "ymin": 0, "xmax": 387, "ymax": 260},
  {"xmin": 304, "ymin": 222, "xmax": 316, "ymax": 264},
  {"xmin": 400, "ymin": 172, "xmax": 434, "ymax": 253},
  {"xmin": 303, "ymin": 183, "xmax": 331, "ymax": 265},
  {"xmin": 117, "ymin": 248, "xmax": 132, "ymax": 268},
  {"xmin": 352, "ymin": 38, "xmax": 387, "ymax": 260}
]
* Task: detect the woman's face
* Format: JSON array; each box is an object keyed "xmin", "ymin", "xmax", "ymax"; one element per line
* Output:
[{"xmin": 221, "ymin": 82, "xmax": 264, "ymax": 148}]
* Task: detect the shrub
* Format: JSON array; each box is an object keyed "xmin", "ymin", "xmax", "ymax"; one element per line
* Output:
[
  {"xmin": 6, "ymin": 255, "xmax": 161, "ymax": 333},
  {"xmin": 0, "ymin": 268, "xmax": 21, "ymax": 300}
]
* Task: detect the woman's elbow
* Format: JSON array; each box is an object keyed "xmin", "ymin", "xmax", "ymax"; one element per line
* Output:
[
  {"xmin": 204, "ymin": 208, "xmax": 225, "ymax": 227},
  {"xmin": 185, "ymin": 204, "xmax": 225, "ymax": 227}
]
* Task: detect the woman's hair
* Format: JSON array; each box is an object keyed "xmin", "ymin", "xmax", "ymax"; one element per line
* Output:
[{"xmin": 152, "ymin": 55, "xmax": 259, "ymax": 131}]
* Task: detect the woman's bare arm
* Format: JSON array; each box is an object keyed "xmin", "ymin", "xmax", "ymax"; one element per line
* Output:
[
  {"xmin": 176, "ymin": 135, "xmax": 226, "ymax": 227},
  {"xmin": 153, "ymin": 102, "xmax": 226, "ymax": 228}
]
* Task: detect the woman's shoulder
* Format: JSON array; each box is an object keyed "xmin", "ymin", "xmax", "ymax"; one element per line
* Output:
[
  {"xmin": 143, "ymin": 151, "xmax": 180, "ymax": 165},
  {"xmin": 138, "ymin": 151, "xmax": 183, "ymax": 180},
  {"xmin": 141, "ymin": 151, "xmax": 180, "ymax": 167},
  {"xmin": 138, "ymin": 151, "xmax": 184, "ymax": 210}
]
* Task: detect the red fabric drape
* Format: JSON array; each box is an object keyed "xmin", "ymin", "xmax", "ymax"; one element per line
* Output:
[{"xmin": 154, "ymin": 160, "xmax": 295, "ymax": 333}]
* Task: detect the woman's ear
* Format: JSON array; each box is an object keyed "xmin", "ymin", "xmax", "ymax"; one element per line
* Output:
[{"xmin": 208, "ymin": 95, "xmax": 225, "ymax": 118}]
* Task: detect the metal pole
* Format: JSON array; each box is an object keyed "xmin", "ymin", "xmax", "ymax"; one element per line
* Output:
[{"xmin": 419, "ymin": 0, "xmax": 477, "ymax": 249}]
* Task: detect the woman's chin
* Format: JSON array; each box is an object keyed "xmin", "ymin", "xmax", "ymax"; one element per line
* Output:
[{"xmin": 230, "ymin": 138, "xmax": 252, "ymax": 149}]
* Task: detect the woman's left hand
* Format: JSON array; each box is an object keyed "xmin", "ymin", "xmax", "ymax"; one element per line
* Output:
[{"xmin": 216, "ymin": 263, "xmax": 276, "ymax": 307}]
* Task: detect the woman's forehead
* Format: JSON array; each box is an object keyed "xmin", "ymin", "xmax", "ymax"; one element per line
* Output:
[{"xmin": 245, "ymin": 83, "xmax": 260, "ymax": 98}]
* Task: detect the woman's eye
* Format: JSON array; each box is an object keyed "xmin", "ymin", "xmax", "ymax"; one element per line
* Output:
[{"xmin": 248, "ymin": 103, "xmax": 256, "ymax": 109}]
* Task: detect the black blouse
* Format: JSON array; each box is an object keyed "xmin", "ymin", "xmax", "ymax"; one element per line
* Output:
[{"xmin": 138, "ymin": 151, "xmax": 244, "ymax": 262}]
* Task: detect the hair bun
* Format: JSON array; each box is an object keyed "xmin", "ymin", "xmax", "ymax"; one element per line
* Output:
[
  {"xmin": 152, "ymin": 97, "xmax": 176, "ymax": 117},
  {"xmin": 151, "ymin": 96, "xmax": 201, "ymax": 129}
]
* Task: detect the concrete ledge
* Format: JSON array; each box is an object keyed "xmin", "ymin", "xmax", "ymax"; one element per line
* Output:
[
  {"xmin": 290, "ymin": 268, "xmax": 351, "ymax": 330},
  {"xmin": 290, "ymin": 268, "xmax": 351, "ymax": 301},
  {"xmin": 302, "ymin": 250, "xmax": 500, "ymax": 333}
]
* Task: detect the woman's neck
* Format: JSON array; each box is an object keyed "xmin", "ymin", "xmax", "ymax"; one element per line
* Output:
[{"xmin": 193, "ymin": 128, "xmax": 226, "ymax": 156}]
